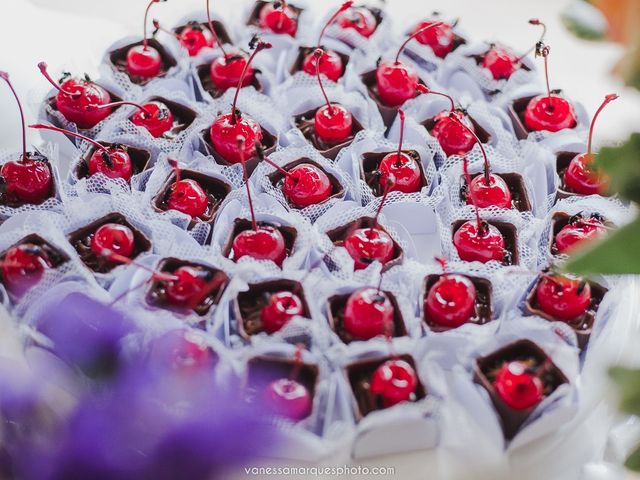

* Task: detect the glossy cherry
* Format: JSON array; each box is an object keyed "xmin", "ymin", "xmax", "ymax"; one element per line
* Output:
[
  {"xmin": 130, "ymin": 101, "xmax": 174, "ymax": 138},
  {"xmin": 454, "ymin": 221, "xmax": 505, "ymax": 263},
  {"xmin": 424, "ymin": 258, "xmax": 477, "ymax": 328},
  {"xmin": 494, "ymin": 361, "xmax": 543, "ymax": 410},
  {"xmin": 259, "ymin": 0, "xmax": 298, "ymax": 36},
  {"xmin": 261, "ymin": 291, "xmax": 304, "ymax": 333},
  {"xmin": 210, "ymin": 52, "xmax": 254, "ymax": 91},
  {"xmin": 264, "ymin": 378, "xmax": 312, "ymax": 420},
  {"xmin": 555, "ymin": 214, "xmax": 606, "ymax": 254},
  {"xmin": 343, "ymin": 287, "xmax": 394, "ymax": 340},
  {"xmin": 90, "ymin": 223, "xmax": 136, "ymax": 262},
  {"xmin": 283, "ymin": 164, "xmax": 332, "ymax": 208},
  {"xmin": 336, "ymin": 5, "xmax": 377, "ymax": 38},
  {"xmin": 370, "ymin": 359, "xmax": 418, "ymax": 407},
  {"xmin": 166, "ymin": 164, "xmax": 208, "ymax": 219},
  {"xmin": 126, "ymin": 0, "xmax": 166, "ymax": 79},
  {"xmin": 38, "ymin": 62, "xmax": 112, "ymax": 129},
  {"xmin": 164, "ymin": 266, "xmax": 210, "ymax": 306},
  {"xmin": 535, "ymin": 274, "xmax": 591, "ymax": 321},
  {"xmin": 564, "ymin": 94, "xmax": 619, "ymax": 195},
  {"xmin": 149, "ymin": 329, "xmax": 215, "ymax": 373},
  {"xmin": 378, "ymin": 110, "xmax": 422, "ymax": 193},
  {"xmin": 2, "ymin": 244, "xmax": 52, "ymax": 296},
  {"xmin": 412, "ymin": 20, "xmax": 456, "ymax": 58},
  {"xmin": 178, "ymin": 22, "xmax": 214, "ymax": 56},
  {"xmin": 431, "ymin": 110, "xmax": 477, "ymax": 157}
]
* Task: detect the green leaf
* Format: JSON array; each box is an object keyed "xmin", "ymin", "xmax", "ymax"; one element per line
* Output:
[
  {"xmin": 625, "ymin": 443, "xmax": 640, "ymax": 472},
  {"xmin": 564, "ymin": 218, "xmax": 640, "ymax": 275},
  {"xmin": 561, "ymin": 0, "xmax": 608, "ymax": 41},
  {"xmin": 609, "ymin": 367, "xmax": 640, "ymax": 416},
  {"xmin": 596, "ymin": 133, "xmax": 640, "ymax": 203}
]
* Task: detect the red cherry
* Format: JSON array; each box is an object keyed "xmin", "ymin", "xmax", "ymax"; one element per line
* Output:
[
  {"xmin": 375, "ymin": 61, "xmax": 418, "ymax": 107},
  {"xmin": 264, "ymin": 378, "xmax": 312, "ymax": 421},
  {"xmin": 259, "ymin": 1, "xmax": 298, "ymax": 36},
  {"xmin": 535, "ymin": 274, "xmax": 591, "ymax": 321},
  {"xmin": 90, "ymin": 223, "xmax": 135, "ymax": 261},
  {"xmin": 564, "ymin": 154, "xmax": 608, "ymax": 196},
  {"xmin": 164, "ymin": 266, "xmax": 210, "ymax": 307},
  {"xmin": 453, "ymin": 221, "xmax": 505, "ymax": 263},
  {"xmin": 466, "ymin": 174, "xmax": 512, "ymax": 209},
  {"xmin": 167, "ymin": 179, "xmax": 208, "ymax": 219},
  {"xmin": 336, "ymin": 6, "xmax": 377, "ymax": 38},
  {"xmin": 314, "ymin": 104, "xmax": 353, "ymax": 142},
  {"xmin": 178, "ymin": 23, "xmax": 214, "ymax": 56},
  {"xmin": 88, "ymin": 147, "xmax": 133, "ymax": 182},
  {"xmin": 2, "ymin": 244, "xmax": 52, "ymax": 296},
  {"xmin": 370, "ymin": 359, "xmax": 418, "ymax": 407},
  {"xmin": 424, "ymin": 274, "xmax": 477, "ymax": 328},
  {"xmin": 210, "ymin": 113, "xmax": 262, "ymax": 164},
  {"xmin": 378, "ymin": 110, "xmax": 421, "ymax": 193},
  {"xmin": 344, "ymin": 228, "xmax": 394, "ymax": 270},
  {"xmin": 209, "ymin": 51, "xmax": 254, "ymax": 91},
  {"xmin": 1, "ymin": 158, "xmax": 52, "ymax": 205},
  {"xmin": 482, "ymin": 46, "xmax": 520, "ymax": 80},
  {"xmin": 302, "ymin": 50, "xmax": 344, "ymax": 82},
  {"xmin": 524, "ymin": 95, "xmax": 576, "ymax": 133},
  {"xmin": 555, "ymin": 215, "xmax": 606, "ymax": 254},
  {"xmin": 261, "ymin": 291, "xmax": 304, "ymax": 333},
  {"xmin": 126, "ymin": 0, "xmax": 166, "ymax": 78},
  {"xmin": 431, "ymin": 111, "xmax": 476, "ymax": 156},
  {"xmin": 232, "ymin": 226, "xmax": 287, "ymax": 266},
  {"xmin": 149, "ymin": 329, "xmax": 215, "ymax": 373},
  {"xmin": 494, "ymin": 361, "xmax": 543, "ymax": 410},
  {"xmin": 131, "ymin": 101, "xmax": 174, "ymax": 138},
  {"xmin": 411, "ymin": 21, "xmax": 455, "ymax": 58},
  {"xmin": 343, "ymin": 287, "xmax": 394, "ymax": 340},
  {"xmin": 283, "ymin": 164, "xmax": 332, "ymax": 208}
]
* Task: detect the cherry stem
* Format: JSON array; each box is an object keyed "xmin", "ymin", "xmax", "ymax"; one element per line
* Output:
[
  {"xmin": 395, "ymin": 21, "xmax": 443, "ymax": 64},
  {"xmin": 449, "ymin": 112, "xmax": 491, "ymax": 185},
  {"xmin": 99, "ymin": 248, "xmax": 178, "ymax": 283},
  {"xmin": 168, "ymin": 158, "xmax": 181, "ymax": 183},
  {"xmin": 462, "ymin": 156, "xmax": 484, "ymax": 234},
  {"xmin": 0, "ymin": 71, "xmax": 27, "ymax": 161},
  {"xmin": 230, "ymin": 38, "xmax": 271, "ymax": 124},
  {"xmin": 395, "ymin": 109, "xmax": 405, "ymax": 168},
  {"xmin": 516, "ymin": 19, "xmax": 547, "ymax": 62},
  {"xmin": 376, "ymin": 272, "xmax": 384, "ymax": 295},
  {"xmin": 237, "ymin": 136, "xmax": 257, "ymax": 231},
  {"xmin": 263, "ymin": 156, "xmax": 292, "ymax": 177},
  {"xmin": 288, "ymin": 343, "xmax": 305, "ymax": 382},
  {"xmin": 417, "ymin": 85, "xmax": 456, "ymax": 112},
  {"xmin": 152, "ymin": 19, "xmax": 181, "ymax": 41},
  {"xmin": 587, "ymin": 94, "xmax": 619, "ymax": 156},
  {"xmin": 206, "ymin": 0, "xmax": 227, "ymax": 57},
  {"xmin": 37, "ymin": 62, "xmax": 80, "ymax": 99},
  {"xmin": 314, "ymin": 48, "xmax": 334, "ymax": 115},
  {"xmin": 317, "ymin": 1, "xmax": 353, "ymax": 46},
  {"xmin": 88, "ymin": 100, "xmax": 153, "ymax": 117},
  {"xmin": 29, "ymin": 123, "xmax": 111, "ymax": 158},
  {"xmin": 371, "ymin": 174, "xmax": 395, "ymax": 234},
  {"xmin": 143, "ymin": 0, "xmax": 163, "ymax": 51},
  {"xmin": 187, "ymin": 271, "xmax": 226, "ymax": 310},
  {"xmin": 435, "ymin": 256, "xmax": 447, "ymax": 276},
  {"xmin": 538, "ymin": 45, "xmax": 553, "ymax": 109}
]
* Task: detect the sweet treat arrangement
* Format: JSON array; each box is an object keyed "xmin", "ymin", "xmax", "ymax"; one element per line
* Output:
[{"xmin": 0, "ymin": 0, "xmax": 635, "ymax": 471}]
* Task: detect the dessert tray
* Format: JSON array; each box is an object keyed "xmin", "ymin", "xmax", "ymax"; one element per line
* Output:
[{"xmin": 0, "ymin": 1, "xmax": 637, "ymax": 479}]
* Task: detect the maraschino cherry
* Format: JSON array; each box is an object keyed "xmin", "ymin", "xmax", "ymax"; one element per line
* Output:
[
  {"xmin": 149, "ymin": 329, "xmax": 215, "ymax": 373},
  {"xmin": 524, "ymin": 43, "xmax": 577, "ymax": 132},
  {"xmin": 126, "ymin": 0, "xmax": 167, "ymax": 79},
  {"xmin": 555, "ymin": 213, "xmax": 607, "ymax": 254},
  {"xmin": 343, "ymin": 176, "xmax": 396, "ymax": 270},
  {"xmin": 378, "ymin": 109, "xmax": 422, "ymax": 193},
  {"xmin": 88, "ymin": 99, "xmax": 174, "ymax": 138},
  {"xmin": 2, "ymin": 244, "xmax": 52, "ymax": 296},
  {"xmin": 375, "ymin": 21, "xmax": 442, "ymax": 107},
  {"xmin": 535, "ymin": 273, "xmax": 591, "ymax": 321},
  {"xmin": 153, "ymin": 20, "xmax": 214, "ymax": 57},
  {"xmin": 451, "ymin": 116, "xmax": 512, "ymax": 209},
  {"xmin": 0, "ymin": 72, "xmax": 53, "ymax": 205},
  {"xmin": 263, "ymin": 346, "xmax": 312, "ymax": 421},
  {"xmin": 301, "ymin": 2, "xmax": 353, "ymax": 82},
  {"xmin": 210, "ymin": 37, "xmax": 271, "ymax": 163},
  {"xmin": 164, "ymin": 266, "xmax": 226, "ymax": 310},
  {"xmin": 30, "ymin": 124, "xmax": 133, "ymax": 182},
  {"xmin": 164, "ymin": 160, "xmax": 208, "ymax": 219},
  {"xmin": 231, "ymin": 136, "xmax": 287, "ymax": 266},
  {"xmin": 453, "ymin": 158, "xmax": 506, "ymax": 263},
  {"xmin": 494, "ymin": 361, "xmax": 543, "ymax": 410},
  {"xmin": 336, "ymin": 5, "xmax": 377, "ymax": 38},
  {"xmin": 312, "ymin": 49, "xmax": 353, "ymax": 143},
  {"xmin": 259, "ymin": 0, "xmax": 298, "ymax": 37},
  {"xmin": 564, "ymin": 94, "xmax": 619, "ymax": 196},
  {"xmin": 411, "ymin": 19, "xmax": 456, "ymax": 58},
  {"xmin": 90, "ymin": 223, "xmax": 136, "ymax": 262},
  {"xmin": 424, "ymin": 257, "xmax": 477, "ymax": 328},
  {"xmin": 261, "ymin": 291, "xmax": 304, "ymax": 334},
  {"xmin": 38, "ymin": 62, "xmax": 112, "ymax": 129},
  {"xmin": 371, "ymin": 358, "xmax": 417, "ymax": 407},
  {"xmin": 343, "ymin": 285, "xmax": 394, "ymax": 341}
]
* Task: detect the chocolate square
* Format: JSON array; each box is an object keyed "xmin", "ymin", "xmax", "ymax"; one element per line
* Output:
[
  {"xmin": 346, "ymin": 354, "xmax": 426, "ymax": 419},
  {"xmin": 46, "ymin": 88, "xmax": 123, "ymax": 130},
  {"xmin": 326, "ymin": 217, "xmax": 404, "ymax": 272},
  {"xmin": 327, "ymin": 290, "xmax": 407, "ymax": 343},
  {"xmin": 421, "ymin": 274, "xmax": 493, "ymax": 331},
  {"xmin": 290, "ymin": 46, "xmax": 350, "ymax": 78},
  {"xmin": 68, "ymin": 212, "xmax": 152, "ymax": 274},
  {"xmin": 548, "ymin": 211, "xmax": 611, "ymax": 256},
  {"xmin": 173, "ymin": 20, "xmax": 232, "ymax": 46},
  {"xmin": 199, "ymin": 125, "xmax": 276, "ymax": 174},
  {"xmin": 76, "ymin": 142, "xmax": 151, "ymax": 182},
  {"xmin": 508, "ymin": 95, "xmax": 578, "ymax": 141},
  {"xmin": 196, "ymin": 59, "xmax": 264, "ymax": 100},
  {"xmin": 133, "ymin": 97, "xmax": 198, "ymax": 141},
  {"xmin": 361, "ymin": 150, "xmax": 429, "ymax": 196},
  {"xmin": 460, "ymin": 172, "xmax": 531, "ymax": 212},
  {"xmin": 151, "ymin": 168, "xmax": 232, "ymax": 227},
  {"xmin": 222, "ymin": 219, "xmax": 297, "ymax": 262},
  {"xmin": 422, "ymin": 114, "xmax": 492, "ymax": 151},
  {"xmin": 0, "ymin": 152, "xmax": 56, "ymax": 208},
  {"xmin": 246, "ymin": 1, "xmax": 304, "ymax": 30},
  {"xmin": 267, "ymin": 157, "xmax": 344, "ymax": 208},
  {"xmin": 474, "ymin": 339, "xmax": 568, "ymax": 439},
  {"xmin": 451, "ymin": 219, "xmax": 518, "ymax": 266},
  {"xmin": 524, "ymin": 273, "xmax": 608, "ymax": 349},
  {"xmin": 293, "ymin": 107, "xmax": 363, "ymax": 160},
  {"xmin": 233, "ymin": 279, "xmax": 310, "ymax": 339},
  {"xmin": 145, "ymin": 257, "xmax": 229, "ymax": 316},
  {"xmin": 108, "ymin": 38, "xmax": 177, "ymax": 86}
]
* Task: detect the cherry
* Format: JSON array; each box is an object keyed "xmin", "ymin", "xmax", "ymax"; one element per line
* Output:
[
  {"xmin": 164, "ymin": 266, "xmax": 210, "ymax": 306},
  {"xmin": 259, "ymin": 0, "xmax": 298, "ymax": 37},
  {"xmin": 431, "ymin": 110, "xmax": 477, "ymax": 157},
  {"xmin": 164, "ymin": 163, "xmax": 208, "ymax": 218},
  {"xmin": 424, "ymin": 258, "xmax": 477, "ymax": 328},
  {"xmin": 38, "ymin": 62, "xmax": 112, "ymax": 129},
  {"xmin": 131, "ymin": 101, "xmax": 174, "ymax": 138},
  {"xmin": 264, "ymin": 378, "xmax": 312, "ymax": 420},
  {"xmin": 30, "ymin": 123, "xmax": 133, "ymax": 182},
  {"xmin": 411, "ymin": 20, "xmax": 456, "ymax": 58},
  {"xmin": 555, "ymin": 214, "xmax": 606, "ymax": 254},
  {"xmin": 564, "ymin": 94, "xmax": 619, "ymax": 195},
  {"xmin": 210, "ymin": 52, "xmax": 254, "ymax": 91},
  {"xmin": 149, "ymin": 329, "xmax": 215, "ymax": 373},
  {"xmin": 375, "ymin": 22, "xmax": 442, "ymax": 107},
  {"xmin": 311, "ymin": 49, "xmax": 353, "ymax": 143},
  {"xmin": 535, "ymin": 273, "xmax": 591, "ymax": 321},
  {"xmin": 231, "ymin": 136, "xmax": 287, "ymax": 266},
  {"xmin": 126, "ymin": 0, "xmax": 167, "ymax": 79},
  {"xmin": 524, "ymin": 44, "xmax": 577, "ymax": 132},
  {"xmin": 261, "ymin": 291, "xmax": 304, "ymax": 333},
  {"xmin": 0, "ymin": 72, "xmax": 53, "ymax": 205},
  {"xmin": 2, "ymin": 244, "xmax": 52, "ymax": 296},
  {"xmin": 176, "ymin": 22, "xmax": 215, "ymax": 57},
  {"xmin": 90, "ymin": 223, "xmax": 135, "ymax": 262},
  {"xmin": 378, "ymin": 110, "xmax": 422, "ymax": 193},
  {"xmin": 284, "ymin": 164, "xmax": 332, "ymax": 208},
  {"xmin": 494, "ymin": 361, "xmax": 543, "ymax": 410},
  {"xmin": 343, "ymin": 287, "xmax": 394, "ymax": 340},
  {"xmin": 336, "ymin": 6, "xmax": 377, "ymax": 38},
  {"xmin": 370, "ymin": 359, "xmax": 417, "ymax": 407},
  {"xmin": 301, "ymin": 2, "xmax": 353, "ymax": 81},
  {"xmin": 209, "ymin": 38, "xmax": 271, "ymax": 164}
]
